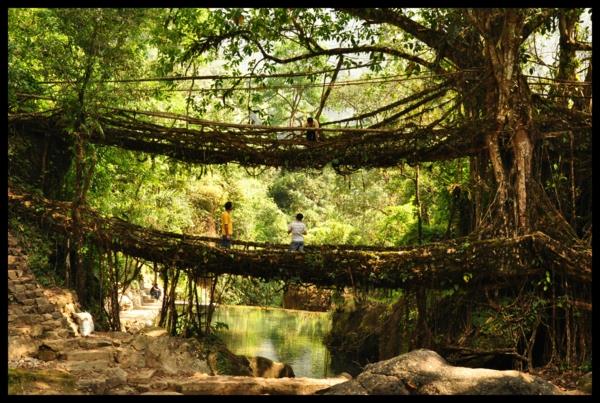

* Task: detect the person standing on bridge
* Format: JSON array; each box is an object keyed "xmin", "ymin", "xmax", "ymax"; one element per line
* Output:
[
  {"xmin": 288, "ymin": 213, "xmax": 308, "ymax": 252},
  {"xmin": 302, "ymin": 117, "xmax": 320, "ymax": 142},
  {"xmin": 220, "ymin": 201, "xmax": 234, "ymax": 248}
]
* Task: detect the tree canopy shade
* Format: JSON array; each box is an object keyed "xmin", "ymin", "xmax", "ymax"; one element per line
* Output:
[
  {"xmin": 8, "ymin": 8, "xmax": 592, "ymax": 369},
  {"xmin": 168, "ymin": 8, "xmax": 592, "ymax": 238},
  {"xmin": 9, "ymin": 8, "xmax": 591, "ymax": 240}
]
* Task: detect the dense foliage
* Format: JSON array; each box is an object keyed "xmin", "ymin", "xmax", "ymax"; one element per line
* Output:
[{"xmin": 8, "ymin": 8, "xmax": 591, "ymax": 372}]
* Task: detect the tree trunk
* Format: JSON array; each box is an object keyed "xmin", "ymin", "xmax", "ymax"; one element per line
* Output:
[
  {"xmin": 415, "ymin": 164, "xmax": 422, "ymax": 244},
  {"xmin": 471, "ymin": 9, "xmax": 536, "ymax": 237},
  {"xmin": 73, "ymin": 135, "xmax": 86, "ymax": 302}
]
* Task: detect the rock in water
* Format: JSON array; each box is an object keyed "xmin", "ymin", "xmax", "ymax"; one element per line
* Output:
[{"xmin": 248, "ymin": 356, "xmax": 296, "ymax": 378}]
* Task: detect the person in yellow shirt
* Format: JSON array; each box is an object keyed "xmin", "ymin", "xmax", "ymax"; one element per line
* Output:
[{"xmin": 220, "ymin": 201, "xmax": 233, "ymax": 248}]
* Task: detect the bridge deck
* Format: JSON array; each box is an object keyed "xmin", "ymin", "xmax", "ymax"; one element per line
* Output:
[
  {"xmin": 9, "ymin": 186, "xmax": 591, "ymax": 289},
  {"xmin": 8, "ymin": 109, "xmax": 489, "ymax": 169}
]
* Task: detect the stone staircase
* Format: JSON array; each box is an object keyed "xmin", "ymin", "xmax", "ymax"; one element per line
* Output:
[
  {"xmin": 14, "ymin": 326, "xmax": 345, "ymax": 395},
  {"xmin": 8, "ymin": 229, "xmax": 345, "ymax": 395},
  {"xmin": 8, "ymin": 231, "xmax": 76, "ymax": 360},
  {"xmin": 119, "ymin": 287, "xmax": 163, "ymax": 332}
]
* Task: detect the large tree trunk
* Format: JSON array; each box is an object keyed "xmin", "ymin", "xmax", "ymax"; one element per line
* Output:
[{"xmin": 469, "ymin": 10, "xmax": 538, "ymax": 237}]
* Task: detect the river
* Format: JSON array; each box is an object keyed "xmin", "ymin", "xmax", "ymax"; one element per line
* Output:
[{"xmin": 213, "ymin": 305, "xmax": 335, "ymax": 378}]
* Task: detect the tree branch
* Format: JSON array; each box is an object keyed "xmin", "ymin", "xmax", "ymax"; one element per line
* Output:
[
  {"xmin": 522, "ymin": 9, "xmax": 556, "ymax": 41},
  {"xmin": 370, "ymin": 87, "xmax": 450, "ymax": 128},
  {"xmin": 290, "ymin": 15, "xmax": 323, "ymax": 53},
  {"xmin": 322, "ymin": 80, "xmax": 451, "ymax": 126},
  {"xmin": 339, "ymin": 8, "xmax": 476, "ymax": 69},
  {"xmin": 252, "ymin": 38, "xmax": 440, "ymax": 72},
  {"xmin": 315, "ymin": 56, "xmax": 343, "ymax": 121}
]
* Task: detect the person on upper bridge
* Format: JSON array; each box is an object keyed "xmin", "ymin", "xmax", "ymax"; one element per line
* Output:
[
  {"xmin": 249, "ymin": 109, "xmax": 262, "ymax": 125},
  {"xmin": 302, "ymin": 117, "xmax": 320, "ymax": 142},
  {"xmin": 288, "ymin": 213, "xmax": 308, "ymax": 252},
  {"xmin": 220, "ymin": 201, "xmax": 234, "ymax": 248}
]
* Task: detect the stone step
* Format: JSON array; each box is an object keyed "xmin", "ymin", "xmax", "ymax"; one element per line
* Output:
[
  {"xmin": 8, "ymin": 304, "xmax": 24, "ymax": 314},
  {"xmin": 19, "ymin": 313, "xmax": 47, "ymax": 325},
  {"xmin": 107, "ymin": 386, "xmax": 140, "ymax": 395},
  {"xmin": 175, "ymin": 375, "xmax": 345, "ymax": 395},
  {"xmin": 37, "ymin": 303, "xmax": 59, "ymax": 315},
  {"xmin": 8, "ymin": 275, "xmax": 35, "ymax": 285},
  {"xmin": 7, "ymin": 258, "xmax": 28, "ymax": 267},
  {"xmin": 62, "ymin": 348, "xmax": 116, "ymax": 363},
  {"xmin": 7, "ymin": 269, "xmax": 25, "ymax": 280},
  {"xmin": 41, "ymin": 338, "xmax": 81, "ymax": 352},
  {"xmin": 8, "ymin": 285, "xmax": 27, "ymax": 296},
  {"xmin": 140, "ymin": 391, "xmax": 184, "ymax": 395},
  {"xmin": 17, "ymin": 304, "xmax": 39, "ymax": 314},
  {"xmin": 47, "ymin": 331, "xmax": 73, "ymax": 340},
  {"xmin": 127, "ymin": 369, "xmax": 157, "ymax": 384},
  {"xmin": 8, "ymin": 335, "xmax": 41, "ymax": 361},
  {"xmin": 78, "ymin": 337, "xmax": 116, "ymax": 349},
  {"xmin": 95, "ymin": 331, "xmax": 135, "ymax": 344},
  {"xmin": 137, "ymin": 304, "xmax": 162, "ymax": 310},
  {"xmin": 8, "ymin": 246, "xmax": 23, "ymax": 256},
  {"xmin": 62, "ymin": 360, "xmax": 118, "ymax": 379},
  {"xmin": 43, "ymin": 329, "xmax": 74, "ymax": 340},
  {"xmin": 8, "ymin": 236, "xmax": 18, "ymax": 247},
  {"xmin": 75, "ymin": 376, "xmax": 109, "ymax": 394},
  {"xmin": 10, "ymin": 325, "xmax": 44, "ymax": 338},
  {"xmin": 37, "ymin": 346, "xmax": 59, "ymax": 361},
  {"xmin": 40, "ymin": 319, "xmax": 66, "ymax": 331},
  {"xmin": 9, "ymin": 281, "xmax": 40, "ymax": 292},
  {"xmin": 140, "ymin": 328, "xmax": 168, "ymax": 338},
  {"xmin": 23, "ymin": 289, "xmax": 46, "ymax": 299}
]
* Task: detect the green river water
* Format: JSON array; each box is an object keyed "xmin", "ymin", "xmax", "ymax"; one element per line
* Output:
[{"xmin": 213, "ymin": 305, "xmax": 335, "ymax": 378}]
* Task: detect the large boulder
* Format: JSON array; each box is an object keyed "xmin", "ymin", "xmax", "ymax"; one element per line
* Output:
[
  {"xmin": 207, "ymin": 348, "xmax": 294, "ymax": 378},
  {"xmin": 248, "ymin": 356, "xmax": 295, "ymax": 378},
  {"xmin": 130, "ymin": 333, "xmax": 212, "ymax": 375},
  {"xmin": 318, "ymin": 349, "xmax": 563, "ymax": 395}
]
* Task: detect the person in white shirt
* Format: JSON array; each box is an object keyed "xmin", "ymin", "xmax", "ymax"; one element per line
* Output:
[
  {"xmin": 288, "ymin": 213, "xmax": 308, "ymax": 252},
  {"xmin": 302, "ymin": 117, "xmax": 320, "ymax": 141},
  {"xmin": 249, "ymin": 110, "xmax": 261, "ymax": 125}
]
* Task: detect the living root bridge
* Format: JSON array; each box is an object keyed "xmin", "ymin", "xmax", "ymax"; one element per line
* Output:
[
  {"xmin": 9, "ymin": 186, "xmax": 590, "ymax": 290},
  {"xmin": 9, "ymin": 108, "xmax": 487, "ymax": 169}
]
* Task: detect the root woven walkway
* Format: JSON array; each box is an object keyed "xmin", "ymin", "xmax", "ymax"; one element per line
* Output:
[{"xmin": 9, "ymin": 186, "xmax": 591, "ymax": 290}]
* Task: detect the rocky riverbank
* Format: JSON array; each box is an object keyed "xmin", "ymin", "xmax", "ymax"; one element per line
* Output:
[
  {"xmin": 8, "ymin": 229, "xmax": 346, "ymax": 395},
  {"xmin": 8, "ymin": 229, "xmax": 590, "ymax": 395}
]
